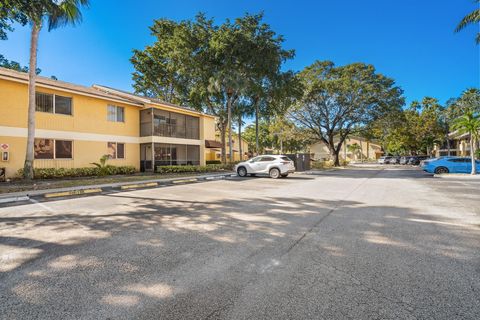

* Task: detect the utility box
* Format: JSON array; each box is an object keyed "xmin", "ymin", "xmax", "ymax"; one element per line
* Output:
[{"xmin": 286, "ymin": 153, "xmax": 311, "ymax": 172}]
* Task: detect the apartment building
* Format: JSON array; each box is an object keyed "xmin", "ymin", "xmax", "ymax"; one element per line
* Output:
[
  {"xmin": 310, "ymin": 135, "xmax": 383, "ymax": 161},
  {"xmin": 0, "ymin": 67, "xmax": 216, "ymax": 178}
]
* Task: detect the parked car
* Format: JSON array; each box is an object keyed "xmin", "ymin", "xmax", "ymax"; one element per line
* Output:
[
  {"xmin": 408, "ymin": 155, "xmax": 430, "ymax": 165},
  {"xmin": 399, "ymin": 156, "xmax": 413, "ymax": 165},
  {"xmin": 235, "ymin": 155, "xmax": 295, "ymax": 178},
  {"xmin": 387, "ymin": 156, "xmax": 401, "ymax": 164},
  {"xmin": 377, "ymin": 156, "xmax": 392, "ymax": 164},
  {"xmin": 422, "ymin": 157, "xmax": 480, "ymax": 174}
]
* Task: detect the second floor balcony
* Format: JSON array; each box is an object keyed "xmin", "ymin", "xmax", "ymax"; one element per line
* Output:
[{"xmin": 140, "ymin": 108, "xmax": 200, "ymax": 140}]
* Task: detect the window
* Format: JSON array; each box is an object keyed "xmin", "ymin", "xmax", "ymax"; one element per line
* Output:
[
  {"xmin": 35, "ymin": 92, "xmax": 72, "ymax": 115},
  {"xmin": 55, "ymin": 95, "xmax": 72, "ymax": 115},
  {"xmin": 36, "ymin": 93, "xmax": 53, "ymax": 113},
  {"xmin": 34, "ymin": 139, "xmax": 72, "ymax": 159},
  {"xmin": 107, "ymin": 105, "xmax": 125, "ymax": 122},
  {"xmin": 34, "ymin": 139, "xmax": 54, "ymax": 159},
  {"xmin": 55, "ymin": 140, "xmax": 73, "ymax": 159},
  {"xmin": 108, "ymin": 142, "xmax": 125, "ymax": 159},
  {"xmin": 260, "ymin": 156, "xmax": 275, "ymax": 162}
]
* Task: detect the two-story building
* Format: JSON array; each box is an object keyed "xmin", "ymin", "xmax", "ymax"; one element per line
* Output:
[
  {"xmin": 309, "ymin": 135, "xmax": 383, "ymax": 162},
  {"xmin": 0, "ymin": 67, "xmax": 217, "ymax": 178}
]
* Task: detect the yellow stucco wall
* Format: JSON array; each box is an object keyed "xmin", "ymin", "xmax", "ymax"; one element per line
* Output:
[
  {"xmin": 204, "ymin": 132, "xmax": 250, "ymax": 162},
  {"xmin": 310, "ymin": 138, "xmax": 382, "ymax": 161},
  {"xmin": 0, "ymin": 76, "xmax": 214, "ymax": 178}
]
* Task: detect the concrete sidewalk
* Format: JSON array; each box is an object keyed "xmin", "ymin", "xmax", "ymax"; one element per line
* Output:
[{"xmin": 0, "ymin": 172, "xmax": 235, "ymax": 205}]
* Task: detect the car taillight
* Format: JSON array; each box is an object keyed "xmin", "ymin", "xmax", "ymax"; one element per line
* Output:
[{"xmin": 282, "ymin": 161, "xmax": 290, "ymax": 164}]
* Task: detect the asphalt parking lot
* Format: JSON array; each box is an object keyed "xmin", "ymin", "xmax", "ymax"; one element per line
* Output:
[{"xmin": 0, "ymin": 166, "xmax": 479, "ymax": 319}]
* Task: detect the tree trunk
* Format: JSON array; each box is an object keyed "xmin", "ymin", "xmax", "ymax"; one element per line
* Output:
[
  {"xmin": 23, "ymin": 22, "xmax": 41, "ymax": 180},
  {"xmin": 471, "ymin": 135, "xmax": 476, "ymax": 175},
  {"xmin": 331, "ymin": 148, "xmax": 341, "ymax": 167},
  {"xmin": 255, "ymin": 102, "xmax": 259, "ymax": 155},
  {"xmin": 238, "ymin": 117, "xmax": 242, "ymax": 161},
  {"xmin": 220, "ymin": 121, "xmax": 227, "ymax": 164},
  {"xmin": 227, "ymin": 98, "xmax": 233, "ymax": 163},
  {"xmin": 446, "ymin": 132, "xmax": 451, "ymax": 156}
]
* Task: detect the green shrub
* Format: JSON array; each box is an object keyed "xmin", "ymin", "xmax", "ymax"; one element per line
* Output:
[
  {"xmin": 156, "ymin": 164, "xmax": 234, "ymax": 174},
  {"xmin": 16, "ymin": 166, "xmax": 137, "ymax": 179},
  {"xmin": 206, "ymin": 160, "xmax": 222, "ymax": 165},
  {"xmin": 311, "ymin": 160, "xmax": 334, "ymax": 169}
]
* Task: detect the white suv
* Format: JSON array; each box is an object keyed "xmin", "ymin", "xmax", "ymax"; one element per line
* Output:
[{"xmin": 234, "ymin": 155, "xmax": 296, "ymax": 178}]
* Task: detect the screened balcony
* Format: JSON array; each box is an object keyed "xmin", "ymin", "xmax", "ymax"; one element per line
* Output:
[
  {"xmin": 140, "ymin": 108, "xmax": 200, "ymax": 139},
  {"xmin": 140, "ymin": 143, "xmax": 200, "ymax": 171}
]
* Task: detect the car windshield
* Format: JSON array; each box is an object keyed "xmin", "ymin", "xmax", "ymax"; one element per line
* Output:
[{"xmin": 249, "ymin": 157, "xmax": 261, "ymax": 162}]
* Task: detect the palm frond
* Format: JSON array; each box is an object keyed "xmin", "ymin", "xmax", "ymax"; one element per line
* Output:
[
  {"xmin": 455, "ymin": 8, "xmax": 480, "ymax": 32},
  {"xmin": 47, "ymin": 0, "xmax": 89, "ymax": 31}
]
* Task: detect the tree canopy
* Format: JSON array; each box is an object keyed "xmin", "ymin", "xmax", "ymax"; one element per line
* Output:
[
  {"xmin": 290, "ymin": 60, "xmax": 404, "ymax": 165},
  {"xmin": 131, "ymin": 12, "xmax": 294, "ymax": 162}
]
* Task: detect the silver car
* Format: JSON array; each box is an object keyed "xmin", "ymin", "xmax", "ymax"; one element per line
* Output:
[{"xmin": 235, "ymin": 155, "xmax": 295, "ymax": 178}]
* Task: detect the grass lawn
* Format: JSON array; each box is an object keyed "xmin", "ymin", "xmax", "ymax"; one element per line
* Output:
[{"xmin": 0, "ymin": 171, "xmax": 232, "ymax": 194}]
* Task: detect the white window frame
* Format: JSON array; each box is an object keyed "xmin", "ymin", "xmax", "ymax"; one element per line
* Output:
[
  {"xmin": 107, "ymin": 142, "xmax": 126, "ymax": 159},
  {"xmin": 107, "ymin": 105, "xmax": 125, "ymax": 122},
  {"xmin": 34, "ymin": 138, "xmax": 74, "ymax": 160},
  {"xmin": 36, "ymin": 92, "xmax": 73, "ymax": 116}
]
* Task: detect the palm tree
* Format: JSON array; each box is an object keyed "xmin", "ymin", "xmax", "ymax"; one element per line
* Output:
[
  {"xmin": 452, "ymin": 112, "xmax": 480, "ymax": 175},
  {"xmin": 455, "ymin": 0, "xmax": 480, "ymax": 44},
  {"xmin": 347, "ymin": 143, "xmax": 362, "ymax": 161},
  {"xmin": 19, "ymin": 0, "xmax": 89, "ymax": 179}
]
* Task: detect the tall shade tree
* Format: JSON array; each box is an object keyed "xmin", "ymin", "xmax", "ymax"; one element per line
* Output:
[
  {"xmin": 290, "ymin": 61, "xmax": 404, "ymax": 166},
  {"xmin": 131, "ymin": 13, "xmax": 293, "ymax": 163},
  {"xmin": 6, "ymin": 0, "xmax": 89, "ymax": 179},
  {"xmin": 455, "ymin": 0, "xmax": 480, "ymax": 44},
  {"xmin": 452, "ymin": 112, "xmax": 480, "ymax": 174},
  {"xmin": 0, "ymin": 1, "xmax": 27, "ymax": 40}
]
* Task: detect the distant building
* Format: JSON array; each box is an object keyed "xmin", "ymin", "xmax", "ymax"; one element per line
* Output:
[
  {"xmin": 434, "ymin": 130, "xmax": 480, "ymax": 157},
  {"xmin": 310, "ymin": 136, "xmax": 383, "ymax": 161},
  {"xmin": 205, "ymin": 132, "xmax": 249, "ymax": 162}
]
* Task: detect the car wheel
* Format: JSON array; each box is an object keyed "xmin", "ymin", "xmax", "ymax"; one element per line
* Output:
[
  {"xmin": 281, "ymin": 173, "xmax": 289, "ymax": 178},
  {"xmin": 269, "ymin": 168, "xmax": 280, "ymax": 179},
  {"xmin": 434, "ymin": 167, "xmax": 449, "ymax": 174},
  {"xmin": 237, "ymin": 166, "xmax": 248, "ymax": 177}
]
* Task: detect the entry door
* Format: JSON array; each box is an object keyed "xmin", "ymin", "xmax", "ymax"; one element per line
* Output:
[{"xmin": 140, "ymin": 144, "xmax": 153, "ymax": 171}]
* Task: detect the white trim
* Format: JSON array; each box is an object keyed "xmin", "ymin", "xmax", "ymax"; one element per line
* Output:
[
  {"xmin": 0, "ymin": 126, "xmax": 205, "ymax": 145},
  {"xmin": 0, "ymin": 125, "xmax": 139, "ymax": 143},
  {"xmin": 0, "ymin": 74, "xmax": 143, "ymax": 107},
  {"xmin": 139, "ymin": 136, "xmax": 202, "ymax": 145}
]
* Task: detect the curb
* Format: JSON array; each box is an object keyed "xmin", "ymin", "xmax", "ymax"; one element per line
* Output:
[
  {"xmin": 433, "ymin": 174, "xmax": 480, "ymax": 179},
  {"xmin": 0, "ymin": 172, "xmax": 236, "ymax": 206}
]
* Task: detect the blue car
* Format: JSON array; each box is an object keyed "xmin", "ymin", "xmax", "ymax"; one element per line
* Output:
[{"xmin": 422, "ymin": 157, "xmax": 480, "ymax": 174}]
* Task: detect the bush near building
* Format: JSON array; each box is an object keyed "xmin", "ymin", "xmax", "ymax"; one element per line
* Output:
[
  {"xmin": 156, "ymin": 164, "xmax": 234, "ymax": 174},
  {"xmin": 16, "ymin": 166, "xmax": 136, "ymax": 179}
]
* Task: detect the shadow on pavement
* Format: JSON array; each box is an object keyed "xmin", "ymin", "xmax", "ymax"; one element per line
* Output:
[{"xmin": 0, "ymin": 189, "xmax": 478, "ymax": 319}]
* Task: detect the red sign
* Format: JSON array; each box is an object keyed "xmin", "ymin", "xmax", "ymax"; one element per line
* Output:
[{"xmin": 0, "ymin": 144, "xmax": 8, "ymax": 151}]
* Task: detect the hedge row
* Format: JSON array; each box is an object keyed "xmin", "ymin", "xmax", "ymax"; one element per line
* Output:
[
  {"xmin": 17, "ymin": 165, "xmax": 137, "ymax": 179},
  {"xmin": 156, "ymin": 164, "xmax": 234, "ymax": 174},
  {"xmin": 206, "ymin": 160, "xmax": 222, "ymax": 165}
]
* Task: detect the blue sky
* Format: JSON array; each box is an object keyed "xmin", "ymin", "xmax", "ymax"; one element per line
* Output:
[{"xmin": 0, "ymin": 0, "xmax": 478, "ymax": 107}]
